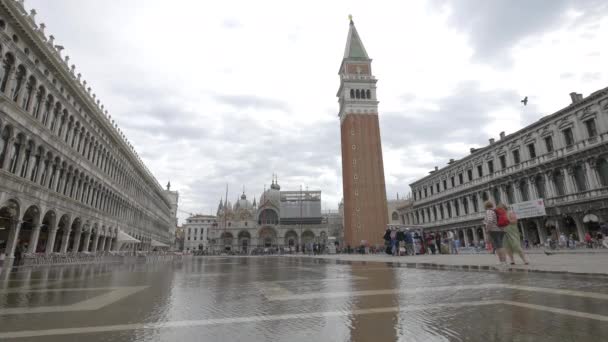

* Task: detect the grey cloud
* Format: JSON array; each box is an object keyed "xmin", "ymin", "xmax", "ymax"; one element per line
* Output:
[
  {"xmin": 429, "ymin": 0, "xmax": 608, "ymax": 65},
  {"xmin": 213, "ymin": 94, "xmax": 291, "ymax": 112},
  {"xmin": 222, "ymin": 18, "xmax": 241, "ymax": 29},
  {"xmin": 582, "ymin": 72, "xmax": 602, "ymax": 82},
  {"xmin": 381, "ymin": 81, "xmax": 535, "ymax": 149},
  {"xmin": 560, "ymin": 72, "xmax": 574, "ymax": 79}
]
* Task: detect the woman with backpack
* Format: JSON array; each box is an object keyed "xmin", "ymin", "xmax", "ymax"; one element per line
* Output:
[
  {"xmin": 484, "ymin": 201, "xmax": 507, "ymax": 267},
  {"xmin": 497, "ymin": 203, "xmax": 529, "ymax": 265}
]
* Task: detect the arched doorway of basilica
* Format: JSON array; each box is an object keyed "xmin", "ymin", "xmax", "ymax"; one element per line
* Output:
[
  {"xmin": 258, "ymin": 227, "xmax": 277, "ymax": 247},
  {"xmin": 238, "ymin": 231, "xmax": 251, "ymax": 254},
  {"xmin": 220, "ymin": 232, "xmax": 234, "ymax": 252},
  {"xmin": 561, "ymin": 216, "xmax": 578, "ymax": 240},
  {"xmin": 284, "ymin": 230, "xmax": 298, "ymax": 250}
]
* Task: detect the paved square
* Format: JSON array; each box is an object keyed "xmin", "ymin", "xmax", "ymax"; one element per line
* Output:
[{"xmin": 1, "ymin": 257, "xmax": 608, "ymax": 341}]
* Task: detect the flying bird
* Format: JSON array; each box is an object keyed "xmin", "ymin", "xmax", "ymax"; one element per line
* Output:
[{"xmin": 521, "ymin": 96, "xmax": 528, "ymax": 106}]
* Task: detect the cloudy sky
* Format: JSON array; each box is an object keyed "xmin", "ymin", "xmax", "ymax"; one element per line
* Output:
[{"xmin": 28, "ymin": 0, "xmax": 608, "ymax": 222}]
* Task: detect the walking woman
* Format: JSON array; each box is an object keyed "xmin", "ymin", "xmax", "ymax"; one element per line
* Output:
[
  {"xmin": 483, "ymin": 201, "xmax": 507, "ymax": 267},
  {"xmin": 497, "ymin": 204, "xmax": 529, "ymax": 265}
]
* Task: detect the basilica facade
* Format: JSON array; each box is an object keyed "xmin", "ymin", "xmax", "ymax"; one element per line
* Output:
[
  {"xmin": 196, "ymin": 178, "xmax": 342, "ymax": 253},
  {"xmin": 0, "ymin": 1, "xmax": 175, "ymax": 264},
  {"xmin": 401, "ymin": 89, "xmax": 608, "ymax": 246}
]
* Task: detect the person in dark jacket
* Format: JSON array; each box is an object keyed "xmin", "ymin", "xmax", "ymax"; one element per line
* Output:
[
  {"xmin": 396, "ymin": 229, "xmax": 405, "ymax": 256},
  {"xmin": 383, "ymin": 228, "xmax": 392, "ymax": 255},
  {"xmin": 435, "ymin": 233, "xmax": 442, "ymax": 254}
]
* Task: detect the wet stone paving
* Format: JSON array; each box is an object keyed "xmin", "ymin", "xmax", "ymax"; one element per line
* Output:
[{"xmin": 1, "ymin": 257, "xmax": 608, "ymax": 341}]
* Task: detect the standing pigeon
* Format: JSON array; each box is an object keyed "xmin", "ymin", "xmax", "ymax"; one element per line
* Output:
[{"xmin": 521, "ymin": 96, "xmax": 528, "ymax": 106}]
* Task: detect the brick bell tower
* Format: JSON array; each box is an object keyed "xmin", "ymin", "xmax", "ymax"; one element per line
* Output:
[{"xmin": 337, "ymin": 16, "xmax": 388, "ymax": 247}]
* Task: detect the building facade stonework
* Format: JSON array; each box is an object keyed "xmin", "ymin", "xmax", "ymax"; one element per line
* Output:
[
  {"xmin": 401, "ymin": 89, "xmax": 608, "ymax": 246},
  {"xmin": 0, "ymin": 0, "xmax": 174, "ymax": 263},
  {"xmin": 338, "ymin": 19, "xmax": 388, "ymax": 247},
  {"xmin": 205, "ymin": 178, "xmax": 342, "ymax": 253}
]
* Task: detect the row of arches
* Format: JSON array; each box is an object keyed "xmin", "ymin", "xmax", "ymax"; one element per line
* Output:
[
  {"xmin": 0, "ymin": 41, "xmax": 171, "ymax": 218},
  {"xmin": 0, "ymin": 198, "xmax": 119, "ymax": 258},
  {"xmin": 212, "ymin": 228, "xmax": 327, "ymax": 252},
  {"xmin": 349, "ymin": 88, "xmax": 371, "ymax": 100},
  {"xmin": 0, "ymin": 122, "xmax": 169, "ymax": 240},
  {"xmin": 408, "ymin": 156, "xmax": 608, "ymax": 225}
]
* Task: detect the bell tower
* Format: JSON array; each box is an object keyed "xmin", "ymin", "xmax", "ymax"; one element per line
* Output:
[{"xmin": 337, "ymin": 16, "xmax": 388, "ymax": 246}]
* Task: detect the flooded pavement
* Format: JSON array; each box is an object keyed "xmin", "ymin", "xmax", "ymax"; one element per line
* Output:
[{"xmin": 1, "ymin": 257, "xmax": 608, "ymax": 341}]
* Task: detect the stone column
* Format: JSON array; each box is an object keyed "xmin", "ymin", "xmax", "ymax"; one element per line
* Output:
[
  {"xmin": 60, "ymin": 229, "xmax": 71, "ymax": 254},
  {"xmin": 1, "ymin": 137, "xmax": 15, "ymax": 170},
  {"xmin": 45, "ymin": 228, "xmax": 58, "ymax": 255},
  {"xmin": 4, "ymin": 219, "xmax": 21, "ymax": 261},
  {"xmin": 466, "ymin": 195, "xmax": 474, "ymax": 213},
  {"xmin": 463, "ymin": 229, "xmax": 470, "ymax": 247},
  {"xmin": 536, "ymin": 221, "xmax": 547, "ymax": 243},
  {"xmin": 27, "ymin": 224, "xmax": 42, "ymax": 254},
  {"xmin": 513, "ymin": 182, "xmax": 522, "ymax": 203},
  {"xmin": 91, "ymin": 233, "xmax": 100, "ymax": 253},
  {"xmin": 586, "ymin": 158, "xmax": 600, "ymax": 190},
  {"xmin": 472, "ymin": 228, "xmax": 479, "ymax": 244},
  {"xmin": 528, "ymin": 176, "xmax": 538, "ymax": 200},
  {"xmin": 499, "ymin": 185, "xmax": 509, "ymax": 205},
  {"xmin": 72, "ymin": 229, "xmax": 82, "ymax": 253},
  {"xmin": 98, "ymin": 235, "xmax": 106, "ymax": 252},
  {"xmin": 25, "ymin": 153, "xmax": 36, "ymax": 180},
  {"xmin": 82, "ymin": 229, "xmax": 91, "ymax": 252},
  {"xmin": 564, "ymin": 166, "xmax": 576, "ymax": 194},
  {"xmin": 573, "ymin": 215, "xmax": 586, "ymax": 242},
  {"xmin": 544, "ymin": 171, "xmax": 556, "ymax": 198}
]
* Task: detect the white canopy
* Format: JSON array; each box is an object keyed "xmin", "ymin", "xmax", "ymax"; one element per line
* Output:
[
  {"xmin": 117, "ymin": 230, "xmax": 140, "ymax": 243},
  {"xmin": 151, "ymin": 239, "xmax": 169, "ymax": 247}
]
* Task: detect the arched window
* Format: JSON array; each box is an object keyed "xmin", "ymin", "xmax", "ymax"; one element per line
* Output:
[
  {"xmin": 0, "ymin": 127, "xmax": 10, "ymax": 167},
  {"xmin": 49, "ymin": 102, "xmax": 61, "ymax": 132},
  {"xmin": 462, "ymin": 197, "xmax": 469, "ymax": 215},
  {"xmin": 447, "ymin": 203, "xmax": 452, "ymax": 218},
  {"xmin": 41, "ymin": 94, "xmax": 53, "ymax": 126},
  {"xmin": 32, "ymin": 86, "xmax": 45, "ymax": 118},
  {"xmin": 350, "ymin": 89, "xmax": 355, "ymax": 98},
  {"xmin": 391, "ymin": 211, "xmax": 398, "ymax": 221},
  {"xmin": 574, "ymin": 165, "xmax": 587, "ymax": 191},
  {"xmin": 535, "ymin": 175, "xmax": 545, "ymax": 199},
  {"xmin": 8, "ymin": 138, "xmax": 21, "ymax": 173},
  {"xmin": 20, "ymin": 142, "xmax": 32, "ymax": 178},
  {"xmin": 258, "ymin": 209, "xmax": 279, "ymax": 225},
  {"xmin": 22, "ymin": 76, "xmax": 36, "ymax": 110},
  {"xmin": 433, "ymin": 206, "xmax": 437, "ymax": 220},
  {"xmin": 439, "ymin": 205, "xmax": 444, "ymax": 219},
  {"xmin": 598, "ymin": 158, "xmax": 608, "ymax": 187},
  {"xmin": 520, "ymin": 180, "xmax": 529, "ymax": 201},
  {"xmin": 482, "ymin": 192, "xmax": 489, "ymax": 201},
  {"xmin": 366, "ymin": 89, "xmax": 371, "ymax": 99},
  {"xmin": 0, "ymin": 53, "xmax": 15, "ymax": 93},
  {"xmin": 11, "ymin": 65, "xmax": 25, "ymax": 101},
  {"xmin": 553, "ymin": 170, "xmax": 566, "ymax": 196},
  {"xmin": 30, "ymin": 147, "xmax": 42, "ymax": 182},
  {"xmin": 355, "ymin": 89, "xmax": 360, "ymax": 99}
]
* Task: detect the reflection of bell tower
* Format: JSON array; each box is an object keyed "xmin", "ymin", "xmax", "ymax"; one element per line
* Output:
[{"xmin": 338, "ymin": 17, "xmax": 388, "ymax": 246}]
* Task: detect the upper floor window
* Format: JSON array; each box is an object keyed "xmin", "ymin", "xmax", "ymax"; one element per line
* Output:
[
  {"xmin": 584, "ymin": 119, "xmax": 597, "ymax": 138},
  {"xmin": 436, "ymin": 183, "xmax": 440, "ymax": 193},
  {"xmin": 487, "ymin": 160, "xmax": 494, "ymax": 174},
  {"xmin": 544, "ymin": 136, "xmax": 554, "ymax": 153},
  {"xmin": 430, "ymin": 186, "xmax": 434, "ymax": 195},
  {"xmin": 499, "ymin": 155, "xmax": 506, "ymax": 169},
  {"xmin": 562, "ymin": 128, "xmax": 574, "ymax": 147},
  {"xmin": 424, "ymin": 188, "xmax": 428, "ymax": 197},
  {"xmin": 458, "ymin": 173, "xmax": 464, "ymax": 185},
  {"xmin": 443, "ymin": 179, "xmax": 447, "ymax": 190},
  {"xmin": 527, "ymin": 144, "xmax": 536, "ymax": 159},
  {"xmin": 477, "ymin": 165, "xmax": 483, "ymax": 177},
  {"xmin": 450, "ymin": 177, "xmax": 455, "ymax": 187},
  {"xmin": 512, "ymin": 150, "xmax": 520, "ymax": 164},
  {"xmin": 467, "ymin": 169, "xmax": 473, "ymax": 181}
]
